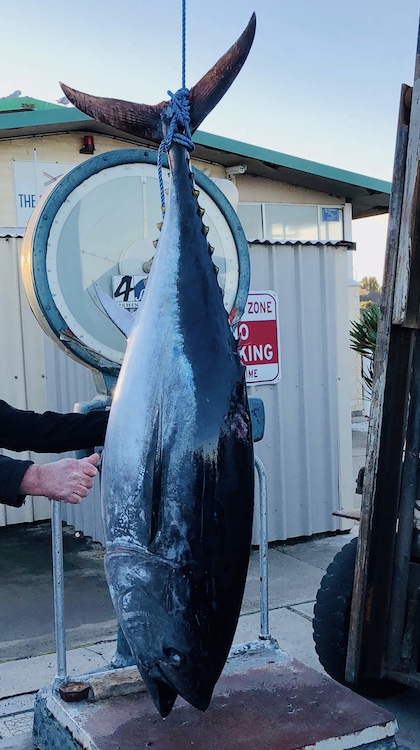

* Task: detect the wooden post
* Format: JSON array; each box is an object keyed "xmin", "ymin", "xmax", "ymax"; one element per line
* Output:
[{"xmin": 345, "ymin": 83, "xmax": 412, "ymax": 684}]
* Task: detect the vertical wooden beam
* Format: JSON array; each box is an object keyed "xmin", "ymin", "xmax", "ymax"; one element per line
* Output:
[
  {"xmin": 346, "ymin": 84, "xmax": 411, "ymax": 684},
  {"xmin": 394, "ymin": 15, "xmax": 420, "ymax": 325}
]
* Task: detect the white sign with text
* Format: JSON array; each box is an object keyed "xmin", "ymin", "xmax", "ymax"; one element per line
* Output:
[{"xmin": 14, "ymin": 160, "xmax": 77, "ymax": 226}]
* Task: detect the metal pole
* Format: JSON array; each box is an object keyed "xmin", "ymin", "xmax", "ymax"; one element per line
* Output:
[
  {"xmin": 254, "ymin": 455, "xmax": 269, "ymax": 639},
  {"xmin": 51, "ymin": 500, "xmax": 68, "ymax": 683}
]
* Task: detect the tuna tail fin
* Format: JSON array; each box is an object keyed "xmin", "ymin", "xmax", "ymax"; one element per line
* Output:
[
  {"xmin": 59, "ymin": 12, "xmax": 256, "ymax": 143},
  {"xmin": 189, "ymin": 12, "xmax": 256, "ymax": 134},
  {"xmin": 93, "ymin": 281, "xmax": 136, "ymax": 338}
]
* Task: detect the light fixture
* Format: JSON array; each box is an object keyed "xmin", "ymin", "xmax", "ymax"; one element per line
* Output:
[
  {"xmin": 226, "ymin": 165, "xmax": 247, "ymax": 179},
  {"xmin": 79, "ymin": 135, "xmax": 95, "ymax": 155}
]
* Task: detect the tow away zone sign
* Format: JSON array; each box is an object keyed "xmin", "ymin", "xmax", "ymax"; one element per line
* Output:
[{"xmin": 237, "ymin": 291, "xmax": 281, "ymax": 385}]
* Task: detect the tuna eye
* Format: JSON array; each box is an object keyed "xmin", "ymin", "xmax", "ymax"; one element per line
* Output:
[{"xmin": 164, "ymin": 648, "xmax": 185, "ymax": 667}]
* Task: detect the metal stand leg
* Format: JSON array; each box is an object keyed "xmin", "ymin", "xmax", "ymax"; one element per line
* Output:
[
  {"xmin": 110, "ymin": 624, "xmax": 136, "ymax": 668},
  {"xmin": 51, "ymin": 501, "xmax": 68, "ymax": 684},
  {"xmin": 255, "ymin": 455, "xmax": 270, "ymax": 639}
]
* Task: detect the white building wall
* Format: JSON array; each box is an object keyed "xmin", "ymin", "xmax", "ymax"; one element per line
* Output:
[{"xmin": 0, "ymin": 135, "xmax": 139, "ymax": 227}]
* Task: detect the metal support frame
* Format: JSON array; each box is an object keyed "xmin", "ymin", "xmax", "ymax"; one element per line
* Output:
[
  {"xmin": 255, "ymin": 455, "xmax": 269, "ymax": 639},
  {"xmin": 51, "ymin": 501, "xmax": 68, "ymax": 684}
]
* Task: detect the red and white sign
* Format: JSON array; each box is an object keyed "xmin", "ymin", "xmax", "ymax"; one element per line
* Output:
[{"xmin": 237, "ymin": 291, "xmax": 281, "ymax": 385}]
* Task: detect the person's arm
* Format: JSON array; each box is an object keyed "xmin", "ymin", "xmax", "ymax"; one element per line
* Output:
[
  {"xmin": 0, "ymin": 453, "xmax": 100, "ymax": 508},
  {"xmin": 0, "ymin": 400, "xmax": 108, "ymax": 454},
  {"xmin": 20, "ymin": 454, "xmax": 100, "ymax": 504},
  {"xmin": 0, "ymin": 455, "xmax": 33, "ymax": 507}
]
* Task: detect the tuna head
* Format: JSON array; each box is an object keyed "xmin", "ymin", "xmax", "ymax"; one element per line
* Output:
[{"xmin": 105, "ymin": 549, "xmax": 224, "ymax": 717}]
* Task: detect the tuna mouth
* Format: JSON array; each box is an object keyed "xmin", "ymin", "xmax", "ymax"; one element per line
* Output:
[
  {"xmin": 141, "ymin": 662, "xmax": 213, "ymax": 716},
  {"xmin": 141, "ymin": 664, "xmax": 178, "ymax": 718},
  {"xmin": 154, "ymin": 662, "xmax": 213, "ymax": 713},
  {"xmin": 182, "ymin": 689, "xmax": 212, "ymax": 712}
]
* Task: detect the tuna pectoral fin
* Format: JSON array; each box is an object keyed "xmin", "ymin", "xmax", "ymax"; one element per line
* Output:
[
  {"xmin": 141, "ymin": 669, "xmax": 178, "ymax": 718},
  {"xmin": 145, "ymin": 411, "xmax": 162, "ymax": 547},
  {"xmin": 93, "ymin": 281, "xmax": 135, "ymax": 338}
]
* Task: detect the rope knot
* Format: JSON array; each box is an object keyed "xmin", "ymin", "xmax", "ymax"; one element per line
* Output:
[
  {"xmin": 157, "ymin": 87, "xmax": 194, "ymax": 213},
  {"xmin": 167, "ymin": 87, "xmax": 191, "ymax": 131}
]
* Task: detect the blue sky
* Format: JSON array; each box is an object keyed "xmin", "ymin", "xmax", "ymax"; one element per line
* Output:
[{"xmin": 3, "ymin": 0, "xmax": 420, "ymax": 281}]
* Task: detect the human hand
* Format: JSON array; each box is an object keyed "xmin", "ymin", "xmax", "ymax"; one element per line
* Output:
[{"xmin": 20, "ymin": 453, "xmax": 100, "ymax": 504}]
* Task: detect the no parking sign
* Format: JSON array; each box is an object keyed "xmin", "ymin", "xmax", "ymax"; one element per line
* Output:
[{"xmin": 237, "ymin": 291, "xmax": 281, "ymax": 385}]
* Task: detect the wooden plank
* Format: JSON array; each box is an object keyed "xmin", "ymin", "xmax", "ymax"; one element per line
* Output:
[
  {"xmin": 333, "ymin": 509, "xmax": 361, "ymax": 521},
  {"xmin": 393, "ymin": 17, "xmax": 420, "ymax": 325},
  {"xmin": 345, "ymin": 85, "xmax": 411, "ymax": 684},
  {"xmin": 386, "ymin": 334, "xmax": 420, "ymax": 669}
]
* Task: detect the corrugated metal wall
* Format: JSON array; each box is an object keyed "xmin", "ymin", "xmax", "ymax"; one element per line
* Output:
[
  {"xmin": 249, "ymin": 241, "xmax": 353, "ymax": 542},
  {"xmin": 0, "ymin": 236, "xmax": 50, "ymax": 527},
  {"xmin": 0, "ymin": 236, "xmax": 103, "ymax": 539},
  {"xmin": 0, "ymin": 237, "xmax": 353, "ymax": 544}
]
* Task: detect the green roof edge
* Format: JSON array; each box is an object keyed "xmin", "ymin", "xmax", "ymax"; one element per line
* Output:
[
  {"xmin": 0, "ymin": 106, "xmax": 392, "ymax": 195},
  {"xmin": 0, "ymin": 96, "xmax": 64, "ymax": 113},
  {"xmin": 193, "ymin": 130, "xmax": 392, "ymax": 194},
  {"xmin": 0, "ymin": 107, "xmax": 91, "ymax": 129}
]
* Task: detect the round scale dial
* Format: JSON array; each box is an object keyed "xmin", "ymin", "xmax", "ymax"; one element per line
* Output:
[{"xmin": 21, "ymin": 149, "xmax": 250, "ymax": 373}]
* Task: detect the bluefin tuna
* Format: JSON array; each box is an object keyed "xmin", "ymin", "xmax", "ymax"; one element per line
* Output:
[{"xmin": 61, "ymin": 13, "xmax": 256, "ymax": 717}]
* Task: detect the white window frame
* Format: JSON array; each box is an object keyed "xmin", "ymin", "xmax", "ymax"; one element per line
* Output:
[{"xmin": 237, "ymin": 202, "xmax": 344, "ymax": 242}]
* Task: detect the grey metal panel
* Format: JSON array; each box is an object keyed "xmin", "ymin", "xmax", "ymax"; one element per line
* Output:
[
  {"xmin": 249, "ymin": 241, "xmax": 352, "ymax": 542},
  {"xmin": 0, "ymin": 236, "xmax": 50, "ymax": 526},
  {"xmin": 0, "ymin": 228, "xmax": 25, "ymax": 238},
  {"xmin": 248, "ymin": 239, "xmax": 356, "ymax": 248}
]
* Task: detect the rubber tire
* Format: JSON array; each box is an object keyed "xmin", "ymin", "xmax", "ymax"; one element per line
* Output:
[{"xmin": 313, "ymin": 537, "xmax": 404, "ymax": 698}]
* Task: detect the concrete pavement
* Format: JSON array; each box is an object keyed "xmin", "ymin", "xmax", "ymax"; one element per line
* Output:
[{"xmin": 0, "ymin": 422, "xmax": 418, "ymax": 749}]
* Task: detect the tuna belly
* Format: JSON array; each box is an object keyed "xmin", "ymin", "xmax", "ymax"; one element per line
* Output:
[{"xmin": 101, "ymin": 334, "xmax": 197, "ymax": 551}]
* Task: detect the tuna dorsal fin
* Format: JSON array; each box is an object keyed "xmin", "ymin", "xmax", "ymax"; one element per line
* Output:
[
  {"xmin": 93, "ymin": 281, "xmax": 135, "ymax": 338},
  {"xmin": 59, "ymin": 13, "xmax": 256, "ymax": 143}
]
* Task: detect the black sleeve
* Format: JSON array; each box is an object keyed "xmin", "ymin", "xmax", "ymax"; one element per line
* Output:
[
  {"xmin": 0, "ymin": 400, "xmax": 108, "ymax": 454},
  {"xmin": 0, "ymin": 455, "xmax": 34, "ymax": 508}
]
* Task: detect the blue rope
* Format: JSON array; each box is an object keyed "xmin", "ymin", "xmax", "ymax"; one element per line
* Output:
[
  {"xmin": 157, "ymin": 0, "xmax": 194, "ymax": 215},
  {"xmin": 182, "ymin": 0, "xmax": 187, "ymax": 88}
]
